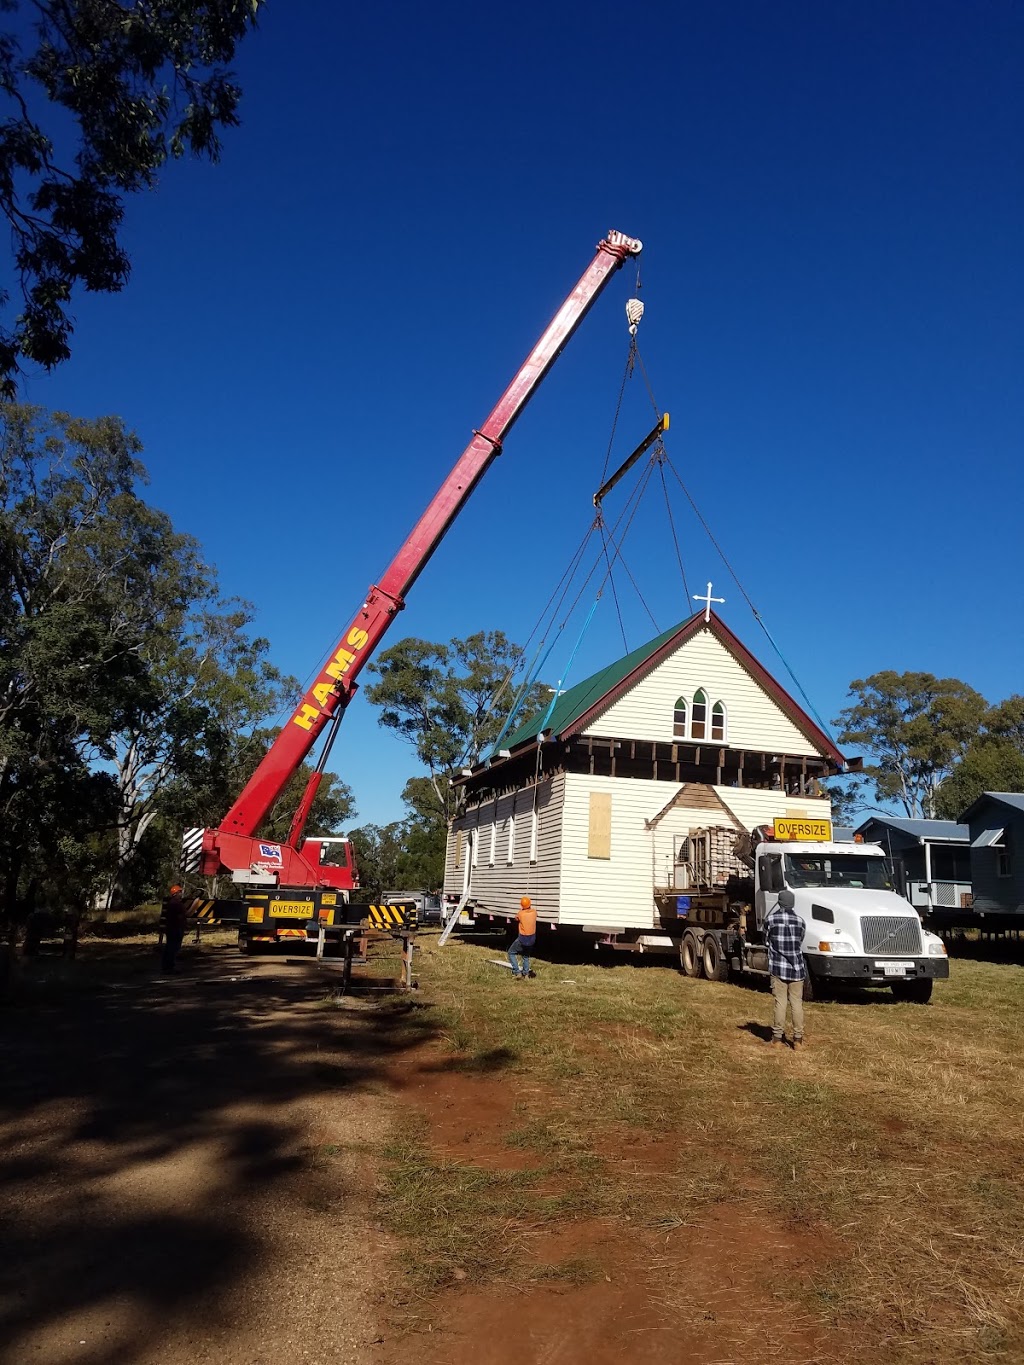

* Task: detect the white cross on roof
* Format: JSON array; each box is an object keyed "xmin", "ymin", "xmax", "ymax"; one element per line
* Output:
[{"xmin": 692, "ymin": 581, "xmax": 725, "ymax": 622}]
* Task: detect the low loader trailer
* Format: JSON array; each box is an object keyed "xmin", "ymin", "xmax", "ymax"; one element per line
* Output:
[
  {"xmin": 614, "ymin": 823, "xmax": 949, "ymax": 1000},
  {"xmin": 457, "ymin": 821, "xmax": 951, "ymax": 1002}
]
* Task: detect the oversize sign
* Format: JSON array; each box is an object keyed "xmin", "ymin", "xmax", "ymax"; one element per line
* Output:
[{"xmin": 773, "ymin": 818, "xmax": 832, "ymax": 843}]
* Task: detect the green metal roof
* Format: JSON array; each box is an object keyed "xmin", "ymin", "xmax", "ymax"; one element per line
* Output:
[{"xmin": 500, "ymin": 614, "xmax": 698, "ymax": 753}]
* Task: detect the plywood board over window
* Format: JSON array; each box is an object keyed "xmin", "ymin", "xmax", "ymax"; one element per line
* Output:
[
  {"xmin": 588, "ymin": 792, "xmax": 611, "ymax": 859},
  {"xmin": 455, "ymin": 829, "xmax": 463, "ymax": 868}
]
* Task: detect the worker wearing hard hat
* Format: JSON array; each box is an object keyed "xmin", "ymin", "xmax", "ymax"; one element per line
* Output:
[{"xmin": 508, "ymin": 896, "xmax": 537, "ymax": 980}]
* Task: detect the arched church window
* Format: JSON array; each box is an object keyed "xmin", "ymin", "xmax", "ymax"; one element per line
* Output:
[
  {"xmin": 711, "ymin": 700, "xmax": 726, "ymax": 742},
  {"xmin": 673, "ymin": 697, "xmax": 687, "ymax": 738},
  {"xmin": 691, "ymin": 689, "xmax": 708, "ymax": 740}
]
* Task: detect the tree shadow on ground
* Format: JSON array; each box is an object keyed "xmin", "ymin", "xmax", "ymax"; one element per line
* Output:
[{"xmin": 0, "ymin": 942, "xmax": 437, "ymax": 1365}]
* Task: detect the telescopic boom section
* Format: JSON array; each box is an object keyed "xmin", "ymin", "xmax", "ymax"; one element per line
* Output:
[{"xmin": 220, "ymin": 231, "xmax": 643, "ymax": 839}]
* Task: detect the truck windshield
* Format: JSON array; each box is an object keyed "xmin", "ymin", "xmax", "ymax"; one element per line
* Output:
[{"xmin": 784, "ymin": 854, "xmax": 895, "ymax": 891}]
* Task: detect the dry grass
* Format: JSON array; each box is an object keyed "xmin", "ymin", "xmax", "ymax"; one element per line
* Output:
[{"xmin": 378, "ymin": 929, "xmax": 1024, "ymax": 1363}]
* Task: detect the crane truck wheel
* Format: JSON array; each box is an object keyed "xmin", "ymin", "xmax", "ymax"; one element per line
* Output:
[
  {"xmin": 701, "ymin": 934, "xmax": 730, "ymax": 983},
  {"xmin": 679, "ymin": 932, "xmax": 703, "ymax": 978},
  {"xmin": 891, "ymin": 977, "xmax": 933, "ymax": 1004}
]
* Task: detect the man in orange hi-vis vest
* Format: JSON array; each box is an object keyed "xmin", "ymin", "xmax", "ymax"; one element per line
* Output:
[{"xmin": 508, "ymin": 896, "xmax": 537, "ymax": 980}]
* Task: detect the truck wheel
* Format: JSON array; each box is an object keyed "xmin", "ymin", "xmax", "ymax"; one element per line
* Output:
[
  {"xmin": 891, "ymin": 977, "xmax": 933, "ymax": 1004},
  {"xmin": 679, "ymin": 932, "xmax": 703, "ymax": 978},
  {"xmin": 701, "ymin": 934, "xmax": 729, "ymax": 982},
  {"xmin": 802, "ymin": 971, "xmax": 816, "ymax": 1003}
]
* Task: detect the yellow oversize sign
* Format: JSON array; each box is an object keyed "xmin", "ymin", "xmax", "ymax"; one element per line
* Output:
[
  {"xmin": 774, "ymin": 818, "xmax": 832, "ymax": 843},
  {"xmin": 270, "ymin": 900, "xmax": 315, "ymax": 919}
]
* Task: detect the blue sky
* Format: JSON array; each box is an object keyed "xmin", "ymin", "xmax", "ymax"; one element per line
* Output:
[{"xmin": 22, "ymin": 1, "xmax": 1024, "ymax": 826}]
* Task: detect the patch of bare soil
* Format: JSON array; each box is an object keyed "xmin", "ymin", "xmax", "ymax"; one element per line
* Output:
[
  {"xmin": 390, "ymin": 1047, "xmax": 539, "ymax": 1171},
  {"xmin": 386, "ymin": 1047, "xmax": 843, "ymax": 1365},
  {"xmin": 0, "ymin": 944, "xmax": 433, "ymax": 1365}
]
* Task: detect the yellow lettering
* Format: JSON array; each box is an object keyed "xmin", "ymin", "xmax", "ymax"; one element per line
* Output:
[
  {"xmin": 347, "ymin": 627, "xmax": 369, "ymax": 650},
  {"xmin": 292, "ymin": 703, "xmax": 320, "ymax": 732},
  {"xmin": 313, "ymin": 682, "xmax": 334, "ymax": 706},
  {"xmin": 326, "ymin": 648, "xmax": 356, "ymax": 680}
]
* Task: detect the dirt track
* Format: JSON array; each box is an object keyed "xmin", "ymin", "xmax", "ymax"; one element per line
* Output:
[{"xmin": 0, "ymin": 946, "xmax": 431, "ymax": 1365}]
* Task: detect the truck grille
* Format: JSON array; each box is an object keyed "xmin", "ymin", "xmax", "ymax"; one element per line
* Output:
[{"xmin": 861, "ymin": 915, "xmax": 922, "ymax": 956}]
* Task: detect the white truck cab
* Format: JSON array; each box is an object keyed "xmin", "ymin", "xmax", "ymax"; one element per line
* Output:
[{"xmin": 755, "ymin": 838, "xmax": 949, "ymax": 1001}]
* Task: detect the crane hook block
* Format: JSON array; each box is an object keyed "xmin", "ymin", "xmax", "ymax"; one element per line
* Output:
[{"xmin": 626, "ymin": 298, "xmax": 645, "ymax": 336}]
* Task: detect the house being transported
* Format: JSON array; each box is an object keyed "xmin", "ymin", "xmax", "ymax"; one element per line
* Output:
[{"xmin": 443, "ymin": 610, "xmax": 850, "ymax": 939}]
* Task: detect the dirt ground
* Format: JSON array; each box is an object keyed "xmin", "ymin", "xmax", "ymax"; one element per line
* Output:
[
  {"xmin": 0, "ymin": 943, "xmax": 432, "ymax": 1365},
  {"xmin": 384, "ymin": 1042, "xmax": 839, "ymax": 1365},
  {"xmin": 0, "ymin": 938, "xmax": 886, "ymax": 1365}
]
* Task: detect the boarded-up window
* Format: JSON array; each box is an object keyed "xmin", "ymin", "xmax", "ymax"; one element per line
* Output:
[
  {"xmin": 471, "ymin": 826, "xmax": 479, "ymax": 867},
  {"xmin": 489, "ymin": 820, "xmax": 496, "ymax": 866},
  {"xmin": 506, "ymin": 815, "xmax": 515, "ymax": 864},
  {"xmin": 588, "ymin": 792, "xmax": 611, "ymax": 859},
  {"xmin": 454, "ymin": 829, "xmax": 463, "ymax": 868},
  {"xmin": 530, "ymin": 808, "xmax": 539, "ymax": 864}
]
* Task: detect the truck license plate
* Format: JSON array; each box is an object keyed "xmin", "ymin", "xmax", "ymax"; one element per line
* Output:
[{"xmin": 881, "ymin": 963, "xmax": 908, "ymax": 977}]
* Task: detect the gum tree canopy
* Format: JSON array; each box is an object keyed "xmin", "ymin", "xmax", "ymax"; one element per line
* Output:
[{"xmin": 0, "ymin": 0, "xmax": 263, "ymax": 395}]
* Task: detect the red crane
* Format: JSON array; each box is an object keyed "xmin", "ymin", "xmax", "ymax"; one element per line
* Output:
[{"xmin": 183, "ymin": 230, "xmax": 642, "ymax": 922}]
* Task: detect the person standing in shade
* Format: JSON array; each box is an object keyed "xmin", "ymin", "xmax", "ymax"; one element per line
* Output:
[
  {"xmin": 161, "ymin": 885, "xmax": 189, "ymax": 974},
  {"xmin": 765, "ymin": 888, "xmax": 806, "ymax": 1050},
  {"xmin": 508, "ymin": 895, "xmax": 537, "ymax": 980}
]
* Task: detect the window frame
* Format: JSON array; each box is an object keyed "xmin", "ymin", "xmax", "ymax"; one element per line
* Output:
[
  {"xmin": 672, "ymin": 695, "xmax": 688, "ymax": 739},
  {"xmin": 690, "ymin": 687, "xmax": 709, "ymax": 741},
  {"xmin": 710, "ymin": 699, "xmax": 727, "ymax": 742}
]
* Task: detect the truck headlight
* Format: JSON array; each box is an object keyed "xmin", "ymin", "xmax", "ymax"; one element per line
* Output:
[
  {"xmin": 819, "ymin": 939, "xmax": 855, "ymax": 955},
  {"xmin": 928, "ymin": 941, "xmax": 947, "ymax": 956}
]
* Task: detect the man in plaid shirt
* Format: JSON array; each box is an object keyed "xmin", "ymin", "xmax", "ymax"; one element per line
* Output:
[{"xmin": 765, "ymin": 888, "xmax": 807, "ymax": 1050}]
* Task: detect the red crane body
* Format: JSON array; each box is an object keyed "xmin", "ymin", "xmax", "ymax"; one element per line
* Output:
[{"xmin": 194, "ymin": 231, "xmax": 642, "ymax": 892}]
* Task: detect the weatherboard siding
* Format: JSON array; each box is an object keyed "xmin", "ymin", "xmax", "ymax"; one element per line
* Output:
[
  {"xmin": 557, "ymin": 774, "xmax": 717, "ymax": 928},
  {"xmin": 444, "ymin": 774, "xmax": 563, "ymax": 921},
  {"xmin": 556, "ymin": 777, "xmax": 833, "ymax": 930},
  {"xmin": 715, "ymin": 788, "xmax": 831, "ymax": 832},
  {"xmin": 581, "ymin": 629, "xmax": 819, "ymax": 755}
]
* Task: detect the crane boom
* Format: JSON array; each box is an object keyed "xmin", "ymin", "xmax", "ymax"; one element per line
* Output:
[{"xmin": 198, "ymin": 229, "xmax": 642, "ymax": 886}]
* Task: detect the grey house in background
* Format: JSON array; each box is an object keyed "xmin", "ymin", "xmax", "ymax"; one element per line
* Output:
[
  {"xmin": 959, "ymin": 793, "xmax": 1024, "ymax": 918},
  {"xmin": 854, "ymin": 816, "xmax": 971, "ymax": 918}
]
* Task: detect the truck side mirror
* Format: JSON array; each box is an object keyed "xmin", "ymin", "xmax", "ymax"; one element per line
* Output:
[{"xmin": 758, "ymin": 855, "xmax": 785, "ymax": 893}]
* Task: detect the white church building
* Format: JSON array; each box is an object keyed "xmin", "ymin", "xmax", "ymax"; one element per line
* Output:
[{"xmin": 442, "ymin": 609, "xmax": 850, "ymax": 934}]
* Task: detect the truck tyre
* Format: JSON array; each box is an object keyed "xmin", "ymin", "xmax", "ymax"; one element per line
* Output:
[
  {"xmin": 802, "ymin": 970, "xmax": 816, "ymax": 1004},
  {"xmin": 701, "ymin": 934, "xmax": 729, "ymax": 983},
  {"xmin": 679, "ymin": 932, "xmax": 703, "ymax": 978},
  {"xmin": 891, "ymin": 977, "xmax": 932, "ymax": 1004}
]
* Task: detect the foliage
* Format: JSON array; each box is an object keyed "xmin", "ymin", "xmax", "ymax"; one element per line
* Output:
[
  {"xmin": 835, "ymin": 671, "xmax": 987, "ymax": 818},
  {"xmin": 348, "ymin": 822, "xmax": 406, "ymax": 900},
  {"xmin": 0, "ymin": 403, "xmax": 189, "ymax": 914},
  {"xmin": 0, "ymin": 0, "xmax": 263, "ymax": 395},
  {"xmin": 934, "ymin": 695, "xmax": 1024, "ymax": 819},
  {"xmin": 364, "ymin": 630, "xmax": 548, "ymax": 822},
  {"xmin": 348, "ymin": 783, "xmax": 445, "ymax": 900},
  {"xmin": 99, "ymin": 614, "xmax": 298, "ymax": 908},
  {"xmin": 818, "ymin": 776, "xmax": 868, "ymax": 826},
  {"xmin": 0, "ymin": 401, "xmax": 334, "ymax": 916}
]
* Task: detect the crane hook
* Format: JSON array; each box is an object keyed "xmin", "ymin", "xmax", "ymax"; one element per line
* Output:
[{"xmin": 625, "ymin": 297, "xmax": 644, "ymax": 336}]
